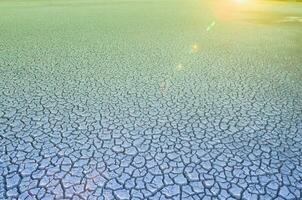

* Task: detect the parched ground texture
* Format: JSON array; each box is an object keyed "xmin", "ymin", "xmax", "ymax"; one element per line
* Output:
[{"xmin": 0, "ymin": 0, "xmax": 302, "ymax": 199}]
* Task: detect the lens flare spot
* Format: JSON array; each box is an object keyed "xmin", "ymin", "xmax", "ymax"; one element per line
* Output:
[
  {"xmin": 191, "ymin": 44, "xmax": 199, "ymax": 53},
  {"xmin": 206, "ymin": 21, "xmax": 216, "ymax": 32},
  {"xmin": 176, "ymin": 64, "xmax": 183, "ymax": 71}
]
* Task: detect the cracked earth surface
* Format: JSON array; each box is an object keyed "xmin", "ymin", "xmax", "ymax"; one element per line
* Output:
[{"xmin": 0, "ymin": 0, "xmax": 302, "ymax": 199}]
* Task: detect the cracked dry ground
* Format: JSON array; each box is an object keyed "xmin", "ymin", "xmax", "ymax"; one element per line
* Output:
[{"xmin": 0, "ymin": 0, "xmax": 302, "ymax": 200}]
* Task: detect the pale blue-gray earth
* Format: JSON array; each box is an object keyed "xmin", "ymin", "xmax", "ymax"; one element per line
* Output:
[{"xmin": 0, "ymin": 0, "xmax": 302, "ymax": 199}]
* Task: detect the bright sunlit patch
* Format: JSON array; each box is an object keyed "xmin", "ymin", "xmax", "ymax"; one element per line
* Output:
[
  {"xmin": 211, "ymin": 0, "xmax": 256, "ymax": 21},
  {"xmin": 277, "ymin": 16, "xmax": 302, "ymax": 23},
  {"xmin": 233, "ymin": 0, "xmax": 248, "ymax": 4}
]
